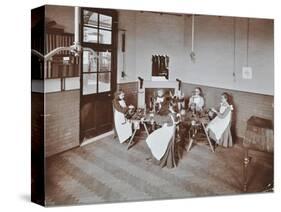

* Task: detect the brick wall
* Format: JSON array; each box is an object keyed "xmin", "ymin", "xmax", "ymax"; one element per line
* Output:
[
  {"xmin": 182, "ymin": 83, "xmax": 274, "ymax": 138},
  {"xmin": 117, "ymin": 82, "xmax": 138, "ymax": 106},
  {"xmin": 45, "ymin": 90, "xmax": 80, "ymax": 157}
]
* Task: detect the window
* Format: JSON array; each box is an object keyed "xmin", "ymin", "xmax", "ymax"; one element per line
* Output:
[
  {"xmin": 83, "ymin": 10, "xmax": 112, "ymax": 45},
  {"xmin": 82, "ymin": 9, "xmax": 113, "ymax": 95},
  {"xmin": 82, "ymin": 50, "xmax": 112, "ymax": 95}
]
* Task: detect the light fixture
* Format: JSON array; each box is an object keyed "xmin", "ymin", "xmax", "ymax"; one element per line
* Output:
[{"xmin": 190, "ymin": 14, "xmax": 196, "ymax": 62}]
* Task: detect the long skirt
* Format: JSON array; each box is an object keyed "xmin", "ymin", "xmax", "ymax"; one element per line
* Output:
[
  {"xmin": 146, "ymin": 124, "xmax": 177, "ymax": 168},
  {"xmin": 152, "ymin": 136, "xmax": 177, "ymax": 168},
  {"xmin": 209, "ymin": 123, "xmax": 233, "ymax": 147}
]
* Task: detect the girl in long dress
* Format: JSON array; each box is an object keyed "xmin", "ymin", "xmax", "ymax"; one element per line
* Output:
[
  {"xmin": 206, "ymin": 92, "xmax": 234, "ymax": 148},
  {"xmin": 146, "ymin": 101, "xmax": 180, "ymax": 168},
  {"xmin": 112, "ymin": 91, "xmax": 133, "ymax": 143},
  {"xmin": 188, "ymin": 87, "xmax": 205, "ymax": 112}
]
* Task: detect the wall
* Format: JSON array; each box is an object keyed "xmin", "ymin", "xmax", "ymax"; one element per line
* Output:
[
  {"xmin": 45, "ymin": 5, "xmax": 74, "ymax": 33},
  {"xmin": 117, "ymin": 11, "xmax": 137, "ymax": 83},
  {"xmin": 182, "ymin": 83, "xmax": 274, "ymax": 138},
  {"xmin": 183, "ymin": 15, "xmax": 235, "ymax": 89},
  {"xmin": 117, "ymin": 11, "xmax": 274, "ymax": 95},
  {"xmin": 135, "ymin": 12, "xmax": 186, "ymax": 81},
  {"xmin": 45, "ymin": 90, "xmax": 80, "ymax": 157},
  {"xmin": 183, "ymin": 15, "xmax": 274, "ymax": 95}
]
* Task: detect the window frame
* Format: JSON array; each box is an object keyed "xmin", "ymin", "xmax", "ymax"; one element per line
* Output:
[{"xmin": 81, "ymin": 7, "xmax": 116, "ymax": 96}]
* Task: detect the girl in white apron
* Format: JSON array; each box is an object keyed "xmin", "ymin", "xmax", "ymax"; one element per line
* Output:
[
  {"xmin": 206, "ymin": 92, "xmax": 234, "ymax": 148},
  {"xmin": 112, "ymin": 91, "xmax": 133, "ymax": 143}
]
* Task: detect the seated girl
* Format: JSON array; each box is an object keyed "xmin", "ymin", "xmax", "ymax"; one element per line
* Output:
[
  {"xmin": 112, "ymin": 91, "xmax": 134, "ymax": 143},
  {"xmin": 146, "ymin": 104, "xmax": 180, "ymax": 169},
  {"xmin": 170, "ymin": 89, "xmax": 185, "ymax": 111},
  {"xmin": 188, "ymin": 87, "xmax": 205, "ymax": 112},
  {"xmin": 206, "ymin": 92, "xmax": 234, "ymax": 148},
  {"xmin": 154, "ymin": 89, "xmax": 165, "ymax": 113}
]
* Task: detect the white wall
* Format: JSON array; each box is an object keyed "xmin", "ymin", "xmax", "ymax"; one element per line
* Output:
[
  {"xmin": 183, "ymin": 15, "xmax": 274, "ymax": 95},
  {"xmin": 117, "ymin": 11, "xmax": 137, "ymax": 83},
  {"xmin": 183, "ymin": 15, "xmax": 235, "ymax": 89},
  {"xmin": 117, "ymin": 11, "xmax": 274, "ymax": 95},
  {"xmin": 235, "ymin": 18, "xmax": 274, "ymax": 94},
  {"xmin": 135, "ymin": 12, "xmax": 186, "ymax": 81}
]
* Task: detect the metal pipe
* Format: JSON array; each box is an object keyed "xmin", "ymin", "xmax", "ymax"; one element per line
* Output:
[
  {"xmin": 44, "ymin": 46, "xmax": 74, "ymax": 59},
  {"xmin": 74, "ymin": 6, "xmax": 80, "ymax": 45},
  {"xmin": 31, "ymin": 49, "xmax": 44, "ymax": 59},
  {"xmin": 191, "ymin": 14, "xmax": 194, "ymax": 52}
]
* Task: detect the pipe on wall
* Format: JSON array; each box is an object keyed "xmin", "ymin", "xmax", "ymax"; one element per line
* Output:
[{"xmin": 74, "ymin": 6, "xmax": 80, "ymax": 45}]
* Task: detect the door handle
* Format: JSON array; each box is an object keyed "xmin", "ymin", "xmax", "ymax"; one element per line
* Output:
[
  {"xmin": 40, "ymin": 114, "xmax": 51, "ymax": 117},
  {"xmin": 108, "ymin": 93, "xmax": 111, "ymax": 97}
]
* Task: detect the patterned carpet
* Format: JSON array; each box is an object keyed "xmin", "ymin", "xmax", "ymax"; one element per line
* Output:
[{"xmin": 45, "ymin": 134, "xmax": 273, "ymax": 206}]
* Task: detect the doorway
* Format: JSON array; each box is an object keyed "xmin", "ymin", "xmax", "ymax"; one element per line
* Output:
[{"xmin": 80, "ymin": 8, "xmax": 118, "ymax": 142}]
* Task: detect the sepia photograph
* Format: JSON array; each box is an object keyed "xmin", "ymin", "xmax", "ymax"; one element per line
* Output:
[{"xmin": 31, "ymin": 4, "xmax": 274, "ymax": 206}]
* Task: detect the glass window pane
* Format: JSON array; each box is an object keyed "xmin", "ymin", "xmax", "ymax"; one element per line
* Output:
[
  {"xmin": 99, "ymin": 29, "xmax": 111, "ymax": 44},
  {"xmin": 83, "ymin": 27, "xmax": 98, "ymax": 43},
  {"xmin": 83, "ymin": 73, "xmax": 97, "ymax": 95},
  {"xmin": 83, "ymin": 10, "xmax": 98, "ymax": 27},
  {"xmin": 99, "ymin": 14, "xmax": 112, "ymax": 29},
  {"xmin": 83, "ymin": 50, "xmax": 97, "ymax": 72},
  {"xmin": 98, "ymin": 72, "xmax": 111, "ymax": 92},
  {"xmin": 99, "ymin": 51, "xmax": 111, "ymax": 72}
]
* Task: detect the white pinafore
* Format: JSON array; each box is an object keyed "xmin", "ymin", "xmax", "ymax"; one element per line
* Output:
[
  {"xmin": 206, "ymin": 104, "xmax": 233, "ymax": 141},
  {"xmin": 113, "ymin": 100, "xmax": 132, "ymax": 143}
]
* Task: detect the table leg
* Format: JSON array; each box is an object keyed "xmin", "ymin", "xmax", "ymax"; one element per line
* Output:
[
  {"xmin": 127, "ymin": 129, "xmax": 137, "ymax": 150},
  {"xmin": 201, "ymin": 123, "xmax": 215, "ymax": 152},
  {"xmin": 187, "ymin": 129, "xmax": 194, "ymax": 151},
  {"xmin": 143, "ymin": 122, "xmax": 149, "ymax": 136}
]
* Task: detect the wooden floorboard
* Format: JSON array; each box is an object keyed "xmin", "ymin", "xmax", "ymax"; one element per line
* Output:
[{"xmin": 46, "ymin": 135, "xmax": 273, "ymax": 206}]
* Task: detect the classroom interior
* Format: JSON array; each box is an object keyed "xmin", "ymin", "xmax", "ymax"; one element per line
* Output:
[{"xmin": 31, "ymin": 5, "xmax": 274, "ymax": 206}]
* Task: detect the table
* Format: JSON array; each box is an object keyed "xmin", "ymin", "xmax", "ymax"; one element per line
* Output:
[
  {"xmin": 127, "ymin": 109, "xmax": 177, "ymax": 149},
  {"xmin": 127, "ymin": 109, "xmax": 150, "ymax": 150},
  {"xmin": 126, "ymin": 109, "xmax": 215, "ymax": 153},
  {"xmin": 183, "ymin": 112, "xmax": 215, "ymax": 152}
]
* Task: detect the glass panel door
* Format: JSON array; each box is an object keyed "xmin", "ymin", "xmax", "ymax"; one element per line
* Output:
[{"xmin": 80, "ymin": 7, "xmax": 117, "ymax": 142}]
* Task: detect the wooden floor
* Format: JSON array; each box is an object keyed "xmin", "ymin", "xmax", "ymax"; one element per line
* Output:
[{"xmin": 46, "ymin": 133, "xmax": 273, "ymax": 206}]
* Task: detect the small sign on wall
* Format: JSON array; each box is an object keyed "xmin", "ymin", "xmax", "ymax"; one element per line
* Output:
[{"xmin": 242, "ymin": 66, "xmax": 253, "ymax": 79}]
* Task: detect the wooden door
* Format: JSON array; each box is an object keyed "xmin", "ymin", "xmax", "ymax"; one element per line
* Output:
[{"xmin": 80, "ymin": 8, "xmax": 117, "ymax": 142}]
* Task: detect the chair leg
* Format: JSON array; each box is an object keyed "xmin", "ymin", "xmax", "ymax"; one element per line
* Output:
[
  {"xmin": 243, "ymin": 148, "xmax": 250, "ymax": 192},
  {"xmin": 187, "ymin": 139, "xmax": 194, "ymax": 151},
  {"xmin": 187, "ymin": 130, "xmax": 194, "ymax": 151},
  {"xmin": 112, "ymin": 123, "xmax": 118, "ymax": 139},
  {"xmin": 127, "ymin": 129, "xmax": 137, "ymax": 150},
  {"xmin": 201, "ymin": 123, "xmax": 214, "ymax": 152}
]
